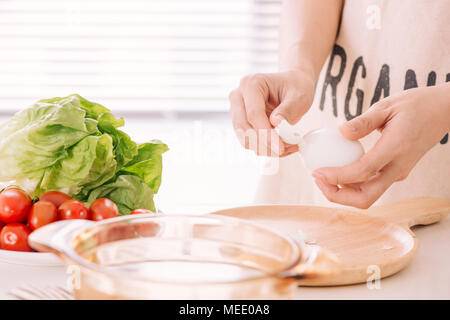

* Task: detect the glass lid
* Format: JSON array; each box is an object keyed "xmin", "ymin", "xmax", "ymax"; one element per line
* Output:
[{"xmin": 68, "ymin": 214, "xmax": 303, "ymax": 284}]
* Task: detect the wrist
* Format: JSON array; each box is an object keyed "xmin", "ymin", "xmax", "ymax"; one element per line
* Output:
[
  {"xmin": 279, "ymin": 43, "xmax": 319, "ymax": 81},
  {"xmin": 281, "ymin": 64, "xmax": 316, "ymax": 80},
  {"xmin": 283, "ymin": 69, "xmax": 316, "ymax": 88}
]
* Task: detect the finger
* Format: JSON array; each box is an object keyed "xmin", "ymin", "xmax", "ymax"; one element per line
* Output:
[
  {"xmin": 235, "ymin": 127, "xmax": 292, "ymax": 157},
  {"xmin": 339, "ymin": 102, "xmax": 390, "ymax": 140},
  {"xmin": 229, "ymin": 89, "xmax": 272, "ymax": 155},
  {"xmin": 315, "ymin": 162, "xmax": 399, "ymax": 209},
  {"xmin": 229, "ymin": 89, "xmax": 252, "ymax": 132},
  {"xmin": 241, "ymin": 75, "xmax": 271, "ymax": 130},
  {"xmin": 313, "ymin": 132, "xmax": 399, "ymax": 185},
  {"xmin": 280, "ymin": 144, "xmax": 299, "ymax": 157},
  {"xmin": 270, "ymin": 96, "xmax": 311, "ymax": 127},
  {"xmin": 241, "ymin": 76, "xmax": 285, "ymax": 155},
  {"xmin": 229, "ymin": 89, "xmax": 254, "ymax": 149}
]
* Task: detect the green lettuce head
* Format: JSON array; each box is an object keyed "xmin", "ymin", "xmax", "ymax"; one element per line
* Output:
[{"xmin": 0, "ymin": 94, "xmax": 168, "ymax": 215}]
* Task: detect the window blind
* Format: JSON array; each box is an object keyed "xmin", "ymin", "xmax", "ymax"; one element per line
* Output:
[{"xmin": 0, "ymin": 0, "xmax": 281, "ymax": 113}]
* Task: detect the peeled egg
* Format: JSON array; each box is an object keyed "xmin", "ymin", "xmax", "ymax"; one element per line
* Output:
[
  {"xmin": 299, "ymin": 128, "xmax": 364, "ymax": 170},
  {"xmin": 275, "ymin": 120, "xmax": 364, "ymax": 170}
]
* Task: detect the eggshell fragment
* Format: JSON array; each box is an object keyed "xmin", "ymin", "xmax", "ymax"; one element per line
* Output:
[{"xmin": 275, "ymin": 120, "xmax": 303, "ymax": 145}]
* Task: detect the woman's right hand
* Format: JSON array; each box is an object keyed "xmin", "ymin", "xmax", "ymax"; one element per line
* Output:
[{"xmin": 228, "ymin": 70, "xmax": 315, "ymax": 157}]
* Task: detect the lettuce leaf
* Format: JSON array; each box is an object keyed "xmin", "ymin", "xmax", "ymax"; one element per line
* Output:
[
  {"xmin": 84, "ymin": 174, "xmax": 156, "ymax": 215},
  {"xmin": 77, "ymin": 134, "xmax": 118, "ymax": 197},
  {"xmin": 98, "ymin": 112, "xmax": 125, "ymax": 128},
  {"xmin": 0, "ymin": 96, "xmax": 98, "ymax": 195},
  {"xmin": 120, "ymin": 141, "xmax": 169, "ymax": 194},
  {"xmin": 37, "ymin": 135, "xmax": 100, "ymax": 195},
  {"xmin": 39, "ymin": 94, "xmax": 110, "ymax": 120},
  {"xmin": 98, "ymin": 122, "xmax": 138, "ymax": 169}
]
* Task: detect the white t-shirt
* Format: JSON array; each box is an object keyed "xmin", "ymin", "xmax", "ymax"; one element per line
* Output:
[{"xmin": 255, "ymin": 0, "xmax": 450, "ymax": 207}]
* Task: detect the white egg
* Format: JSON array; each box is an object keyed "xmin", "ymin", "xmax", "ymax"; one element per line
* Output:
[
  {"xmin": 275, "ymin": 121, "xmax": 365, "ymax": 170},
  {"xmin": 299, "ymin": 128, "xmax": 364, "ymax": 170}
]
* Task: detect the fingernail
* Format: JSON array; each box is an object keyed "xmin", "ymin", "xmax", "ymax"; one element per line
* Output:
[{"xmin": 271, "ymin": 114, "xmax": 285, "ymax": 126}]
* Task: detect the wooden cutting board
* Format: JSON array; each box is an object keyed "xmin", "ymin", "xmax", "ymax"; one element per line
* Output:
[{"xmin": 212, "ymin": 197, "xmax": 450, "ymax": 286}]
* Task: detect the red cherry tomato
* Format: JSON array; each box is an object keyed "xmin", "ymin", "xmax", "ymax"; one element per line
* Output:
[
  {"xmin": 28, "ymin": 201, "xmax": 58, "ymax": 230},
  {"xmin": 90, "ymin": 198, "xmax": 119, "ymax": 221},
  {"xmin": 134, "ymin": 222, "xmax": 160, "ymax": 237},
  {"xmin": 130, "ymin": 209, "xmax": 155, "ymax": 215},
  {"xmin": 0, "ymin": 221, "xmax": 4, "ymax": 232},
  {"xmin": 0, "ymin": 223, "xmax": 32, "ymax": 252},
  {"xmin": 0, "ymin": 188, "xmax": 32, "ymax": 223},
  {"xmin": 130, "ymin": 209, "xmax": 158, "ymax": 237},
  {"xmin": 39, "ymin": 191, "xmax": 72, "ymax": 209},
  {"xmin": 58, "ymin": 200, "xmax": 90, "ymax": 220}
]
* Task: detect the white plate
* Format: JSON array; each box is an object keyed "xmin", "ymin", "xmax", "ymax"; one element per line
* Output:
[{"xmin": 0, "ymin": 249, "xmax": 62, "ymax": 266}]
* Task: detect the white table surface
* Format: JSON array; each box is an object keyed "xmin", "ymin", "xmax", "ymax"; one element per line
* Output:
[{"xmin": 0, "ymin": 212, "xmax": 448, "ymax": 300}]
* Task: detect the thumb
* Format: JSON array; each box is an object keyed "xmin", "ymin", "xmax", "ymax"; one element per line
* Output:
[
  {"xmin": 340, "ymin": 107, "xmax": 388, "ymax": 140},
  {"xmin": 270, "ymin": 98, "xmax": 309, "ymax": 127}
]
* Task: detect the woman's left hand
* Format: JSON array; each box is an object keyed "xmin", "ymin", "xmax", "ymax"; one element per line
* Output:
[{"xmin": 312, "ymin": 83, "xmax": 450, "ymax": 209}]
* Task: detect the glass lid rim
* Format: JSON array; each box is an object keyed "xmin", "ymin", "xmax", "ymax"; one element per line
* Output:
[{"xmin": 63, "ymin": 213, "xmax": 304, "ymax": 285}]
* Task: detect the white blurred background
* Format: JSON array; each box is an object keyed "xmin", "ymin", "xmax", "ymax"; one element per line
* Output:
[{"xmin": 0, "ymin": 0, "xmax": 282, "ymax": 212}]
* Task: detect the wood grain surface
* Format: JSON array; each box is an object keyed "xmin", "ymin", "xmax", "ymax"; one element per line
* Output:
[{"xmin": 212, "ymin": 197, "xmax": 450, "ymax": 286}]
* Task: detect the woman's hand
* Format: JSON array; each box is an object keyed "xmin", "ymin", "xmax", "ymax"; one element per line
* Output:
[
  {"xmin": 228, "ymin": 0, "xmax": 343, "ymax": 157},
  {"xmin": 229, "ymin": 70, "xmax": 315, "ymax": 157},
  {"xmin": 313, "ymin": 83, "xmax": 450, "ymax": 209}
]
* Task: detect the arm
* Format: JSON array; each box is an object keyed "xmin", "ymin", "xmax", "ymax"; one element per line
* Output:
[
  {"xmin": 279, "ymin": 0, "xmax": 343, "ymax": 79},
  {"xmin": 229, "ymin": 0, "xmax": 343, "ymax": 156}
]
